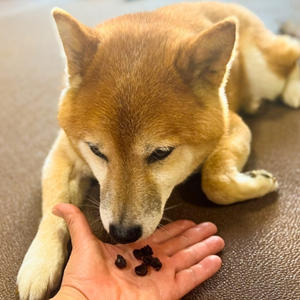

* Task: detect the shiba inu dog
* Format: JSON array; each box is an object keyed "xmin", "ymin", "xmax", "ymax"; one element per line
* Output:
[{"xmin": 17, "ymin": 2, "xmax": 300, "ymax": 299}]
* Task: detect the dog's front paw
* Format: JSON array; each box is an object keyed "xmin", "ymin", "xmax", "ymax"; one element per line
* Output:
[
  {"xmin": 244, "ymin": 169, "xmax": 278, "ymax": 192},
  {"xmin": 17, "ymin": 235, "xmax": 67, "ymax": 300},
  {"xmin": 202, "ymin": 169, "xmax": 278, "ymax": 205}
]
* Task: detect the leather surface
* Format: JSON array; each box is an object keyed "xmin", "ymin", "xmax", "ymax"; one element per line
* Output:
[{"xmin": 0, "ymin": 1, "xmax": 299, "ymax": 299}]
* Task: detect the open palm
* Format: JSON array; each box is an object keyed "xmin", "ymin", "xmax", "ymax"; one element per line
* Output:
[{"xmin": 52, "ymin": 204, "xmax": 224, "ymax": 300}]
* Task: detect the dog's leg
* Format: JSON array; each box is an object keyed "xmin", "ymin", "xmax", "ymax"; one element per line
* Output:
[
  {"xmin": 201, "ymin": 112, "xmax": 278, "ymax": 205},
  {"xmin": 17, "ymin": 130, "xmax": 92, "ymax": 300},
  {"xmin": 269, "ymin": 35, "xmax": 300, "ymax": 108},
  {"xmin": 242, "ymin": 34, "xmax": 300, "ymax": 113},
  {"xmin": 282, "ymin": 59, "xmax": 300, "ymax": 108}
]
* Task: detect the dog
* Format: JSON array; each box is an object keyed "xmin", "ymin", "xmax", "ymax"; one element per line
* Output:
[{"xmin": 17, "ymin": 2, "xmax": 300, "ymax": 299}]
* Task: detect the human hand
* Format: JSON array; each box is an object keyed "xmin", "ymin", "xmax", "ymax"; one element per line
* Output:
[{"xmin": 51, "ymin": 203, "xmax": 224, "ymax": 300}]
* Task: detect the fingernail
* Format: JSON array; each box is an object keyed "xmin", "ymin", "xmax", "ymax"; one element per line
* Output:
[{"xmin": 196, "ymin": 222, "xmax": 217, "ymax": 231}]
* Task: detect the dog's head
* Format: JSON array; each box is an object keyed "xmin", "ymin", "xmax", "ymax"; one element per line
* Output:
[{"xmin": 52, "ymin": 8, "xmax": 236, "ymax": 243}]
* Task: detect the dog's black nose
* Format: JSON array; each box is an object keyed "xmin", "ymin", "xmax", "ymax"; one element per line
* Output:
[{"xmin": 109, "ymin": 224, "xmax": 142, "ymax": 244}]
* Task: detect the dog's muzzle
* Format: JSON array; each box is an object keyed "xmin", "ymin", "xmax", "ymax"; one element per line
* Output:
[{"xmin": 109, "ymin": 223, "xmax": 142, "ymax": 244}]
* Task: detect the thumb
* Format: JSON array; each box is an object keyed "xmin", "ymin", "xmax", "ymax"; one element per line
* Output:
[{"xmin": 52, "ymin": 203, "xmax": 96, "ymax": 248}]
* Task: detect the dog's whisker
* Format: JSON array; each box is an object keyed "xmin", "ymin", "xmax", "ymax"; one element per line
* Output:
[
  {"xmin": 88, "ymin": 218, "xmax": 102, "ymax": 229},
  {"xmin": 86, "ymin": 197, "xmax": 99, "ymax": 205},
  {"xmin": 164, "ymin": 202, "xmax": 183, "ymax": 212},
  {"xmin": 85, "ymin": 203, "xmax": 98, "ymax": 209},
  {"xmin": 86, "ymin": 201, "xmax": 99, "ymax": 207},
  {"xmin": 157, "ymin": 223, "xmax": 173, "ymax": 239},
  {"xmin": 162, "ymin": 216, "xmax": 173, "ymax": 223},
  {"xmin": 158, "ymin": 222, "xmax": 190, "ymax": 242},
  {"xmin": 80, "ymin": 204, "xmax": 99, "ymax": 210}
]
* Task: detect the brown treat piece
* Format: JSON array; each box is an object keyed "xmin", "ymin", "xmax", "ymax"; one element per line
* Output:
[
  {"xmin": 133, "ymin": 249, "xmax": 143, "ymax": 260},
  {"xmin": 115, "ymin": 254, "xmax": 127, "ymax": 269},
  {"xmin": 141, "ymin": 245, "xmax": 153, "ymax": 256},
  {"xmin": 150, "ymin": 257, "xmax": 162, "ymax": 271},
  {"xmin": 135, "ymin": 263, "xmax": 148, "ymax": 276},
  {"xmin": 142, "ymin": 255, "xmax": 153, "ymax": 265}
]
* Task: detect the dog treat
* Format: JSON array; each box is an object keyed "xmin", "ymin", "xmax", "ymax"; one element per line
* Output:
[
  {"xmin": 133, "ymin": 245, "xmax": 153, "ymax": 260},
  {"xmin": 115, "ymin": 254, "xmax": 127, "ymax": 269},
  {"xmin": 133, "ymin": 249, "xmax": 144, "ymax": 260},
  {"xmin": 115, "ymin": 247, "xmax": 163, "ymax": 274},
  {"xmin": 132, "ymin": 245, "xmax": 162, "ymax": 275},
  {"xmin": 141, "ymin": 245, "xmax": 153, "ymax": 256},
  {"xmin": 142, "ymin": 255, "xmax": 153, "ymax": 265},
  {"xmin": 150, "ymin": 257, "xmax": 162, "ymax": 271},
  {"xmin": 135, "ymin": 263, "xmax": 148, "ymax": 276}
]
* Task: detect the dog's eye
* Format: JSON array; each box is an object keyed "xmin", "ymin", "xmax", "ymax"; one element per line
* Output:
[
  {"xmin": 147, "ymin": 147, "xmax": 174, "ymax": 164},
  {"xmin": 88, "ymin": 143, "xmax": 108, "ymax": 162}
]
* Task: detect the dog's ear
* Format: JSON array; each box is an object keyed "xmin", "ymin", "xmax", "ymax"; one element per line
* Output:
[
  {"xmin": 175, "ymin": 18, "xmax": 237, "ymax": 95},
  {"xmin": 52, "ymin": 8, "xmax": 99, "ymax": 85}
]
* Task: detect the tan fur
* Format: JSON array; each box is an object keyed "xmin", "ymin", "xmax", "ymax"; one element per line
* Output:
[{"xmin": 18, "ymin": 3, "xmax": 300, "ymax": 299}]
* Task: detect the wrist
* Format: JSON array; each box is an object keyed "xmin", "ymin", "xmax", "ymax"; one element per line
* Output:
[{"xmin": 51, "ymin": 285, "xmax": 88, "ymax": 300}]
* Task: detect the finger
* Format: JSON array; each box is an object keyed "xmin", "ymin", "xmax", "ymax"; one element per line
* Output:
[
  {"xmin": 160, "ymin": 222, "xmax": 217, "ymax": 256},
  {"xmin": 148, "ymin": 220, "xmax": 196, "ymax": 244},
  {"xmin": 52, "ymin": 203, "xmax": 96, "ymax": 248},
  {"xmin": 175, "ymin": 255, "xmax": 222, "ymax": 299},
  {"xmin": 171, "ymin": 235, "xmax": 225, "ymax": 272}
]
